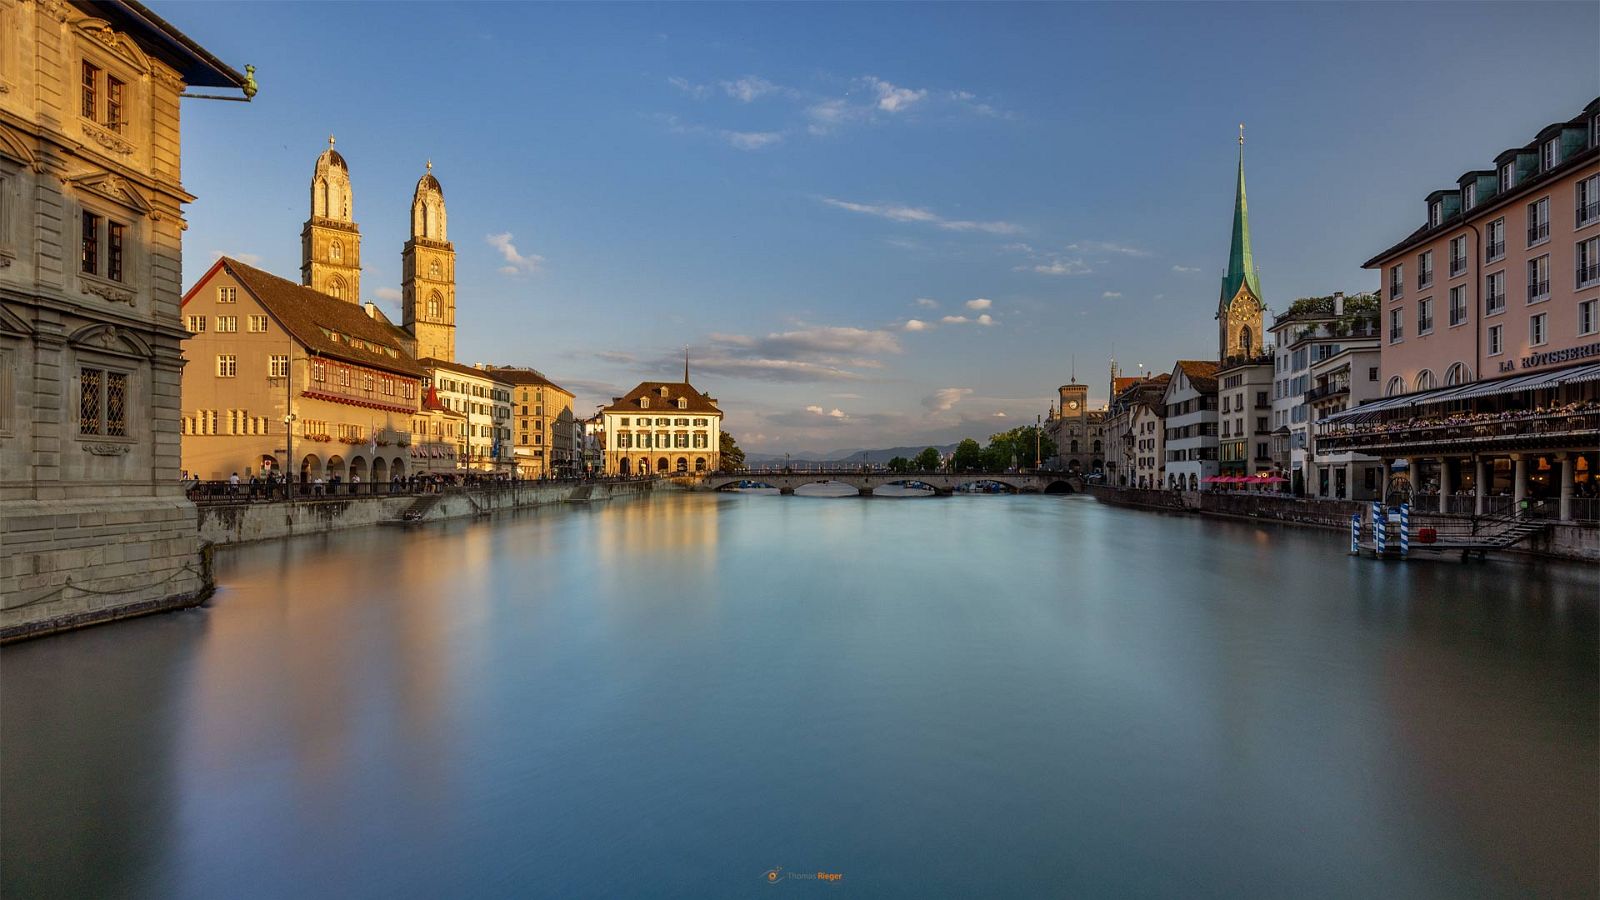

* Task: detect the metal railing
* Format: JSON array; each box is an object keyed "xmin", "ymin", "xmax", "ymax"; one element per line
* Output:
[
  {"xmin": 1578, "ymin": 264, "xmax": 1600, "ymax": 289},
  {"xmin": 1527, "ymin": 222, "xmax": 1549, "ymax": 244},
  {"xmin": 1318, "ymin": 410, "xmax": 1600, "ymax": 452},
  {"xmin": 185, "ymin": 473, "xmax": 656, "ymax": 504},
  {"xmin": 1527, "ymin": 280, "xmax": 1550, "ymax": 302},
  {"xmin": 1485, "ymin": 240, "xmax": 1504, "ymax": 261},
  {"xmin": 1578, "ymin": 201, "xmax": 1600, "ymax": 229}
]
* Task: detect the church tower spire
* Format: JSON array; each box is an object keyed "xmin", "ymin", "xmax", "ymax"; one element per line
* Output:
[
  {"xmin": 1217, "ymin": 125, "xmax": 1264, "ymax": 360},
  {"xmin": 402, "ymin": 160, "xmax": 457, "ymax": 361},
  {"xmin": 301, "ymin": 135, "xmax": 362, "ymax": 303}
]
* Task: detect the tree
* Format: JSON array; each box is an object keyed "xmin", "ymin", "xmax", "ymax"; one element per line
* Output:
[
  {"xmin": 719, "ymin": 432, "xmax": 746, "ymax": 472},
  {"xmin": 984, "ymin": 426, "xmax": 1056, "ymax": 470},
  {"xmin": 913, "ymin": 447, "xmax": 942, "ymax": 471},
  {"xmin": 952, "ymin": 438, "xmax": 984, "ymax": 473},
  {"xmin": 886, "ymin": 456, "xmax": 912, "ymax": 474}
]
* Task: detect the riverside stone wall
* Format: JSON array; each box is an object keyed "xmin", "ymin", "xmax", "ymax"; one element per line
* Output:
[
  {"xmin": 196, "ymin": 478, "xmax": 660, "ymax": 547},
  {"xmin": 1085, "ymin": 485, "xmax": 1597, "ymax": 561}
]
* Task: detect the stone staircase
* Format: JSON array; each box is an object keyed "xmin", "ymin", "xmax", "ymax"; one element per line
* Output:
[
  {"xmin": 566, "ymin": 483, "xmax": 594, "ymax": 502},
  {"xmin": 391, "ymin": 493, "xmax": 444, "ymax": 524}
]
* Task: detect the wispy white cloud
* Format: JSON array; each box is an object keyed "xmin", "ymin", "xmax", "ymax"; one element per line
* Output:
[
  {"xmin": 486, "ymin": 232, "xmax": 543, "ymax": 275},
  {"xmin": 667, "ymin": 76, "xmax": 711, "ymax": 99},
  {"xmin": 687, "ymin": 325, "xmax": 903, "ymax": 383},
  {"xmin": 903, "ymin": 318, "xmax": 932, "ymax": 332},
  {"xmin": 865, "ymin": 76, "xmax": 927, "ymax": 113},
  {"xmin": 1102, "ymin": 291, "xmax": 1122, "ymax": 299},
  {"xmin": 374, "ymin": 287, "xmax": 402, "ymax": 301},
  {"xmin": 723, "ymin": 130, "xmax": 783, "ymax": 150},
  {"xmin": 820, "ymin": 197, "xmax": 1020, "ymax": 236},
  {"xmin": 1067, "ymin": 241, "xmax": 1149, "ymax": 257},
  {"xmin": 915, "ymin": 298, "xmax": 939, "ymax": 308},
  {"xmin": 965, "ymin": 298, "xmax": 992, "ymax": 310},
  {"xmin": 805, "ymin": 405, "xmax": 848, "ymax": 419},
  {"xmin": 939, "ymin": 314, "xmax": 995, "ymax": 326},
  {"xmin": 722, "ymin": 76, "xmax": 781, "ymax": 102},
  {"xmin": 1172, "ymin": 264, "xmax": 1202, "ymax": 273},
  {"xmin": 1026, "ymin": 259, "xmax": 1092, "ymax": 276},
  {"xmin": 211, "ymin": 250, "xmax": 262, "ymax": 266},
  {"xmin": 923, "ymin": 387, "xmax": 973, "ymax": 412}
]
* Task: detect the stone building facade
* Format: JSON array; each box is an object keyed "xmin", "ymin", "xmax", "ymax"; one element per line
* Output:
[
  {"xmin": 1, "ymin": 0, "xmax": 249, "ymax": 639},
  {"xmin": 600, "ymin": 379, "xmax": 722, "ymax": 475},
  {"xmin": 180, "ymin": 258, "xmax": 422, "ymax": 483},
  {"xmin": 484, "ymin": 365, "xmax": 575, "ymax": 478}
]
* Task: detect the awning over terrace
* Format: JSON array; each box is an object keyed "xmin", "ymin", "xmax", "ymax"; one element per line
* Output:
[{"xmin": 1321, "ymin": 362, "xmax": 1600, "ymax": 425}]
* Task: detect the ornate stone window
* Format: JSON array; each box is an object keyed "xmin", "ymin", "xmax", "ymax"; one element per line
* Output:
[
  {"xmin": 330, "ymin": 239, "xmax": 343, "ymax": 262},
  {"xmin": 429, "ymin": 259, "xmax": 441, "ymax": 278},
  {"xmin": 79, "ymin": 366, "xmax": 128, "ymax": 436},
  {"xmin": 427, "ymin": 291, "xmax": 442, "ymax": 319}
]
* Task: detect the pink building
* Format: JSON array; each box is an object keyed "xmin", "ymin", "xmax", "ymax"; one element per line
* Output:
[
  {"xmin": 1320, "ymin": 98, "xmax": 1600, "ymax": 522},
  {"xmin": 1366, "ymin": 98, "xmax": 1599, "ymax": 392}
]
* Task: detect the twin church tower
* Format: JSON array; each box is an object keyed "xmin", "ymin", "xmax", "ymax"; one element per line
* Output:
[{"xmin": 300, "ymin": 137, "xmax": 458, "ymax": 362}]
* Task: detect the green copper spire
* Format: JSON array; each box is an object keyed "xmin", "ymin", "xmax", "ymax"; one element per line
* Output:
[{"xmin": 1220, "ymin": 124, "xmax": 1262, "ymax": 311}]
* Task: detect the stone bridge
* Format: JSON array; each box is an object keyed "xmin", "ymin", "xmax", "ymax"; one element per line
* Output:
[{"xmin": 685, "ymin": 471, "xmax": 1083, "ymax": 496}]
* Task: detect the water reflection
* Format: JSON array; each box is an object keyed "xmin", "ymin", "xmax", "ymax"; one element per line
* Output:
[{"xmin": 2, "ymin": 494, "xmax": 1594, "ymax": 898}]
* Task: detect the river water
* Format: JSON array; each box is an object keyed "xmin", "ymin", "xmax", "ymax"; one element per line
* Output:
[{"xmin": 3, "ymin": 493, "xmax": 1596, "ymax": 898}]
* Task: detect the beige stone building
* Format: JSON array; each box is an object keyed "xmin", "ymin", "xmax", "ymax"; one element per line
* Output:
[
  {"xmin": 181, "ymin": 258, "xmax": 422, "ymax": 483},
  {"xmin": 600, "ymin": 379, "xmax": 722, "ymax": 475},
  {"xmin": 485, "ymin": 365, "xmax": 574, "ymax": 478},
  {"xmin": 421, "ymin": 357, "xmax": 510, "ymax": 472},
  {"xmin": 1, "ymin": 0, "xmax": 251, "ymax": 638},
  {"xmin": 1047, "ymin": 380, "xmax": 1106, "ymax": 473}
]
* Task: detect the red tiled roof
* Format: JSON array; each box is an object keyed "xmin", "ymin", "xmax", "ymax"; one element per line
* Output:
[
  {"xmin": 1175, "ymin": 360, "xmax": 1220, "ymax": 392},
  {"xmin": 602, "ymin": 381, "xmax": 721, "ymax": 415},
  {"xmin": 217, "ymin": 257, "xmax": 423, "ymax": 377},
  {"xmin": 481, "ymin": 365, "xmax": 572, "ymax": 395}
]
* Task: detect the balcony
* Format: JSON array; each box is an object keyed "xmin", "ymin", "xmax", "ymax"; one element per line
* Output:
[
  {"xmin": 1580, "ymin": 264, "xmax": 1600, "ymax": 289},
  {"xmin": 1305, "ymin": 382, "xmax": 1349, "ymax": 403},
  {"xmin": 1485, "ymin": 240, "xmax": 1505, "ymax": 261},
  {"xmin": 1318, "ymin": 408, "xmax": 1600, "ymax": 454},
  {"xmin": 1579, "ymin": 201, "xmax": 1600, "ymax": 228},
  {"xmin": 1527, "ymin": 280, "xmax": 1550, "ymax": 303},
  {"xmin": 1527, "ymin": 222, "xmax": 1550, "ymax": 245},
  {"xmin": 1449, "ymin": 256, "xmax": 1467, "ymax": 277}
]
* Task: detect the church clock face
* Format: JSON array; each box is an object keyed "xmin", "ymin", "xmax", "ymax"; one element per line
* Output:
[{"xmin": 1068, "ymin": 400, "xmax": 1080, "ymax": 410}]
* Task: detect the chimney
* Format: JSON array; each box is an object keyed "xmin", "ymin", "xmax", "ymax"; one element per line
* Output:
[
  {"xmin": 1333, "ymin": 291, "xmax": 1344, "ymax": 316},
  {"xmin": 363, "ymin": 301, "xmax": 377, "ymax": 319}
]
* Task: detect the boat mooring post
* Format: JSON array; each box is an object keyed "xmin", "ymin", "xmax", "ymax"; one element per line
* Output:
[
  {"xmin": 1349, "ymin": 514, "xmax": 1360, "ymax": 555},
  {"xmin": 1399, "ymin": 503, "xmax": 1410, "ymax": 558},
  {"xmin": 1373, "ymin": 502, "xmax": 1387, "ymax": 557}
]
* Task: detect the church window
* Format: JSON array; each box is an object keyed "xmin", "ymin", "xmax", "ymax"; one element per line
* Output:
[
  {"xmin": 427, "ymin": 291, "xmax": 442, "ymax": 319},
  {"xmin": 328, "ymin": 277, "xmax": 344, "ymax": 300},
  {"xmin": 330, "ymin": 239, "xmax": 343, "ymax": 262},
  {"xmin": 1238, "ymin": 326, "xmax": 1252, "ymax": 355},
  {"xmin": 429, "ymin": 259, "xmax": 441, "ymax": 279}
]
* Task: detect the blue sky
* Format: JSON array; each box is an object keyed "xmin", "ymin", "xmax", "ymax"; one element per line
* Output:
[{"xmin": 175, "ymin": 1, "xmax": 1599, "ymax": 454}]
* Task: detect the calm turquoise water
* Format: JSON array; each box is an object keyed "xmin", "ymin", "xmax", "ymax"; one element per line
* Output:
[{"xmin": 3, "ymin": 493, "xmax": 1596, "ymax": 898}]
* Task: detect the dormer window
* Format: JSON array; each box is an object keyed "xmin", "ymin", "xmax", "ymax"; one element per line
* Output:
[
  {"xmin": 659, "ymin": 386, "xmax": 670, "ymax": 397},
  {"xmin": 640, "ymin": 397, "xmax": 649, "ymax": 409},
  {"xmin": 1541, "ymin": 139, "xmax": 1558, "ymax": 171},
  {"xmin": 1463, "ymin": 182, "xmax": 1476, "ymax": 209},
  {"xmin": 1428, "ymin": 201, "xmax": 1442, "ymax": 227},
  {"xmin": 677, "ymin": 397, "xmax": 687, "ymax": 409},
  {"xmin": 1498, "ymin": 163, "xmax": 1513, "ymax": 191}
]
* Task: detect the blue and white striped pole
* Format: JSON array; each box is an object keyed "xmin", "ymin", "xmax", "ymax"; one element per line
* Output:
[
  {"xmin": 1350, "ymin": 514, "xmax": 1360, "ymax": 554},
  {"xmin": 1373, "ymin": 502, "xmax": 1387, "ymax": 556},
  {"xmin": 1399, "ymin": 503, "xmax": 1410, "ymax": 558}
]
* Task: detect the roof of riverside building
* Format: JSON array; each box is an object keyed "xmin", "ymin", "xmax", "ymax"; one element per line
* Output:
[
  {"xmin": 602, "ymin": 382, "xmax": 722, "ymax": 415},
  {"xmin": 196, "ymin": 257, "xmax": 423, "ymax": 378}
]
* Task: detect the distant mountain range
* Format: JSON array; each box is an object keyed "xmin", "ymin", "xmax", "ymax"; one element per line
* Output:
[{"xmin": 745, "ymin": 443, "xmax": 960, "ymax": 465}]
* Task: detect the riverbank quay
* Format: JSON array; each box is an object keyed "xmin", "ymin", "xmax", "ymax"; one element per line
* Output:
[
  {"xmin": 1, "ymin": 478, "xmax": 662, "ymax": 644},
  {"xmin": 1085, "ymin": 484, "xmax": 1599, "ymax": 562},
  {"xmin": 193, "ymin": 477, "xmax": 662, "ymax": 547}
]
